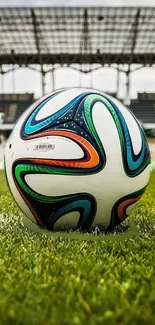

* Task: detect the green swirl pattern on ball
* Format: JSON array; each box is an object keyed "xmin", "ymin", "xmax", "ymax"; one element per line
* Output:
[
  {"xmin": 84, "ymin": 94, "xmax": 150, "ymax": 176},
  {"xmin": 15, "ymin": 164, "xmax": 74, "ymax": 203},
  {"xmin": 14, "ymin": 163, "xmax": 96, "ymax": 230}
]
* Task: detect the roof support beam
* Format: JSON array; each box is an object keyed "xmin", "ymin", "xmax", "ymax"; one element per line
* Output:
[
  {"xmin": 31, "ymin": 8, "xmax": 42, "ymax": 66},
  {"xmin": 124, "ymin": 66, "xmax": 131, "ymax": 106},
  {"xmin": 41, "ymin": 66, "xmax": 45, "ymax": 95},
  {"xmin": 131, "ymin": 9, "xmax": 141, "ymax": 53},
  {"xmin": 116, "ymin": 67, "xmax": 120, "ymax": 98},
  {"xmin": 31, "ymin": 9, "xmax": 46, "ymax": 95},
  {"xmin": 130, "ymin": 8, "xmax": 141, "ymax": 62},
  {"xmin": 80, "ymin": 8, "xmax": 92, "ymax": 67},
  {"xmin": 83, "ymin": 8, "xmax": 90, "ymax": 53}
]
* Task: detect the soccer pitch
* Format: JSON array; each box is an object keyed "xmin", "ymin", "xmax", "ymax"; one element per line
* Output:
[{"xmin": 0, "ymin": 170, "xmax": 154, "ymax": 325}]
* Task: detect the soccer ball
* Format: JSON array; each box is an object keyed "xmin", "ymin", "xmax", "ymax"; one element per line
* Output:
[{"xmin": 4, "ymin": 88, "xmax": 151, "ymax": 232}]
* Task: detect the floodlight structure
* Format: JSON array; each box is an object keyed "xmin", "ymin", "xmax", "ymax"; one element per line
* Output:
[{"xmin": 0, "ymin": 7, "xmax": 155, "ymax": 103}]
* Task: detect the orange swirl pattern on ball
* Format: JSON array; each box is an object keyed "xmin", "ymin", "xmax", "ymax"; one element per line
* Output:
[
  {"xmin": 117, "ymin": 195, "xmax": 141, "ymax": 221},
  {"xmin": 25, "ymin": 130, "xmax": 100, "ymax": 169}
]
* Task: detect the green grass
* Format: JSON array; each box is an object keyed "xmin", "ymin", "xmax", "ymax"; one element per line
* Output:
[{"xmin": 0, "ymin": 170, "xmax": 155, "ymax": 325}]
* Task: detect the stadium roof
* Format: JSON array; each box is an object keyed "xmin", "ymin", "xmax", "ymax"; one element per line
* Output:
[{"xmin": 0, "ymin": 6, "xmax": 155, "ymax": 67}]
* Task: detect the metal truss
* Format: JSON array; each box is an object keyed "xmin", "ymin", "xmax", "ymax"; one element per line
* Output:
[{"xmin": 0, "ymin": 7, "xmax": 155, "ymax": 67}]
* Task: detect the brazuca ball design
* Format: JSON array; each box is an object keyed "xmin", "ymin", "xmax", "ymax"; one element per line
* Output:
[{"xmin": 4, "ymin": 88, "xmax": 151, "ymax": 232}]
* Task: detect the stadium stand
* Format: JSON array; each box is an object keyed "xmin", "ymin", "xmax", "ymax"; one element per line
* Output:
[
  {"xmin": 129, "ymin": 93, "xmax": 155, "ymax": 138},
  {"xmin": 0, "ymin": 106, "xmax": 4, "ymax": 113},
  {"xmin": 0, "ymin": 93, "xmax": 34, "ymax": 140},
  {"xmin": 130, "ymin": 93, "xmax": 155, "ymax": 124}
]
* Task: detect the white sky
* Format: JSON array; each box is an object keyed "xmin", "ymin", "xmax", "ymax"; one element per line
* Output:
[
  {"xmin": 1, "ymin": 0, "xmax": 155, "ymax": 7},
  {"xmin": 0, "ymin": 0, "xmax": 155, "ymax": 99}
]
